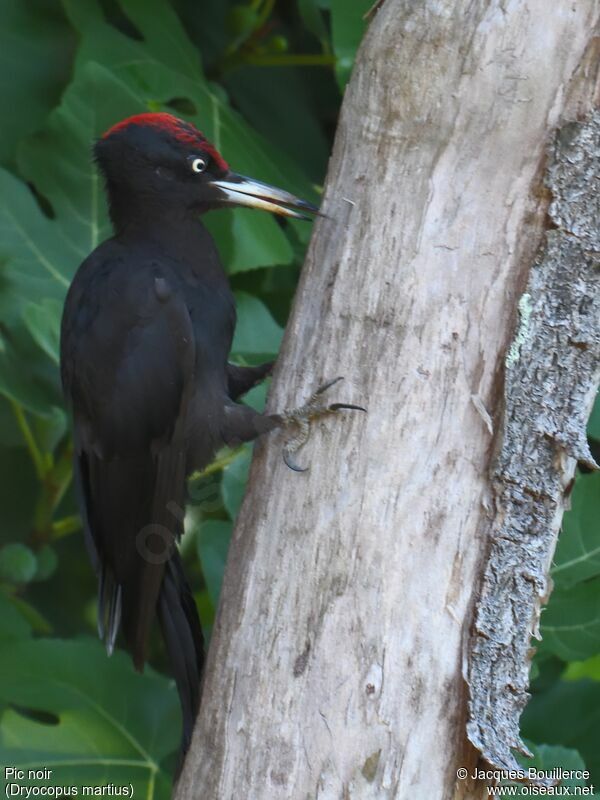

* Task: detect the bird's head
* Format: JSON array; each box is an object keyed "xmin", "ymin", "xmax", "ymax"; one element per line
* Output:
[{"xmin": 95, "ymin": 112, "xmax": 318, "ymax": 227}]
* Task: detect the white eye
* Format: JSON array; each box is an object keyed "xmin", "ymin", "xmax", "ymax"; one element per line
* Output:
[{"xmin": 191, "ymin": 157, "xmax": 207, "ymax": 173}]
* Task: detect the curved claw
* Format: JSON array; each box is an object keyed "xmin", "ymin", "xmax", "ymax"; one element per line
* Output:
[
  {"xmin": 328, "ymin": 403, "xmax": 367, "ymax": 413},
  {"xmin": 315, "ymin": 376, "xmax": 344, "ymax": 395},
  {"xmin": 280, "ymin": 378, "xmax": 365, "ymax": 473},
  {"xmin": 283, "ymin": 448, "xmax": 308, "ymax": 473}
]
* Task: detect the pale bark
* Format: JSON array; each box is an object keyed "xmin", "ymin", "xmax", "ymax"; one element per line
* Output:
[
  {"xmin": 176, "ymin": 2, "xmax": 600, "ymax": 799},
  {"xmin": 467, "ymin": 110, "xmax": 600, "ymax": 774}
]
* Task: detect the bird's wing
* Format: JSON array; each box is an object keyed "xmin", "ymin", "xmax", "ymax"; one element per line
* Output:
[{"xmin": 62, "ymin": 255, "xmax": 195, "ymax": 667}]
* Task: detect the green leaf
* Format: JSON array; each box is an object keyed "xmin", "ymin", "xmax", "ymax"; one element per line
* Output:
[
  {"xmin": 540, "ymin": 577, "xmax": 600, "ymax": 662},
  {"xmin": 298, "ymin": 0, "xmax": 330, "ymax": 47},
  {"xmin": 195, "ymin": 587, "xmax": 215, "ymax": 633},
  {"xmin": 204, "ymin": 208, "xmax": 293, "ymax": 274},
  {"xmin": 0, "ymin": 338, "xmax": 59, "ymax": 416},
  {"xmin": 16, "ymin": 68, "xmax": 137, "ymax": 264},
  {"xmin": 0, "ymin": 446, "xmax": 38, "ymax": 544},
  {"xmin": 0, "ymin": 168, "xmax": 73, "ymax": 326},
  {"xmin": 22, "ymin": 299, "xmax": 63, "ymax": 365},
  {"xmin": 0, "ymin": 64, "xmax": 144, "ymax": 413},
  {"xmin": 232, "ymin": 292, "xmax": 283, "ymax": 357},
  {"xmin": 63, "ymin": 0, "xmax": 312, "ymax": 272},
  {"xmin": 196, "ymin": 520, "xmax": 233, "ymax": 606},
  {"xmin": 33, "ymin": 545, "xmax": 58, "ymax": 582},
  {"xmin": 330, "ymin": 0, "xmax": 372, "ymax": 88},
  {"xmin": 564, "ymin": 655, "xmax": 600, "ymax": 682},
  {"xmin": 0, "ymin": 639, "xmax": 178, "ymax": 797},
  {"xmin": 63, "ymin": 0, "xmax": 202, "ymax": 81},
  {"xmin": 0, "ymin": 64, "xmax": 147, "ymax": 417},
  {"xmin": 227, "ymin": 5, "xmax": 260, "ymax": 37},
  {"xmin": 33, "ymin": 405, "xmax": 68, "ymax": 456},
  {"xmin": 241, "ymin": 379, "xmax": 269, "ymax": 413},
  {"xmin": 522, "ymin": 679, "xmax": 600, "ymax": 784},
  {"xmin": 505, "ymin": 742, "xmax": 589, "ymax": 792},
  {"xmin": 9, "ymin": 596, "xmax": 52, "ymax": 635},
  {"xmin": 0, "ymin": 543, "xmax": 37, "ymax": 583},
  {"xmin": 0, "ymin": 592, "xmax": 32, "ymax": 643},
  {"xmin": 223, "ymin": 66, "xmax": 330, "ymax": 184},
  {"xmin": 0, "ymin": 0, "xmax": 74, "ymax": 164},
  {"xmin": 117, "ymin": 0, "xmax": 204, "ymax": 78},
  {"xmin": 588, "ymin": 391, "xmax": 600, "ymax": 440},
  {"xmin": 222, "ymin": 446, "xmax": 252, "ymax": 519},
  {"xmin": 552, "ymin": 472, "xmax": 600, "ymax": 589}
]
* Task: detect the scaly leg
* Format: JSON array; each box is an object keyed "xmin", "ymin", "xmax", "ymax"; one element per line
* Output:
[
  {"xmin": 220, "ymin": 377, "xmax": 366, "ymax": 471},
  {"xmin": 276, "ymin": 377, "xmax": 366, "ymax": 472}
]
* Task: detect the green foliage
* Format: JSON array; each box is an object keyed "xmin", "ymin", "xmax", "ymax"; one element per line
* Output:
[
  {"xmin": 551, "ymin": 472, "xmax": 600, "ymax": 589},
  {"xmin": 588, "ymin": 391, "xmax": 600, "ymax": 440},
  {"xmin": 0, "ymin": 639, "xmax": 178, "ymax": 800},
  {"xmin": 0, "ymin": 0, "xmax": 363, "ymax": 791},
  {"xmin": 521, "ymin": 435, "xmax": 600, "ymax": 786},
  {"xmin": 522, "ymin": 678, "xmax": 600, "ymax": 784},
  {"xmin": 499, "ymin": 742, "xmax": 590, "ymax": 795},
  {"xmin": 0, "ymin": 1, "xmax": 74, "ymax": 164},
  {"xmin": 535, "ymin": 472, "xmax": 600, "ymax": 662},
  {"xmin": 330, "ymin": 0, "xmax": 373, "ymax": 87},
  {"xmin": 196, "ymin": 520, "xmax": 233, "ymax": 607},
  {"xmin": 0, "ymin": 543, "xmax": 37, "ymax": 584},
  {"xmin": 0, "ymin": 0, "xmax": 597, "ymax": 792}
]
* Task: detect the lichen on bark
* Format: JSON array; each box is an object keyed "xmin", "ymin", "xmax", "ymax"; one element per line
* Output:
[{"xmin": 467, "ymin": 111, "xmax": 600, "ymax": 771}]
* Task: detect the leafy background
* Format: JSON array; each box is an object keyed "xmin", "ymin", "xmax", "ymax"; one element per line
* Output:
[{"xmin": 0, "ymin": 1, "xmax": 597, "ymax": 796}]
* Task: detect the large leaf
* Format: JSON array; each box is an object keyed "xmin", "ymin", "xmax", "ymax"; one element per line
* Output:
[
  {"xmin": 224, "ymin": 66, "xmax": 330, "ymax": 183},
  {"xmin": 0, "ymin": 591, "xmax": 32, "ymax": 644},
  {"xmin": 1, "ymin": 0, "xmax": 316, "ymax": 410},
  {"xmin": 330, "ymin": 0, "xmax": 373, "ymax": 88},
  {"xmin": 0, "ymin": 329, "xmax": 62, "ymax": 415},
  {"xmin": 503, "ymin": 743, "xmax": 590, "ymax": 794},
  {"xmin": 0, "ymin": 445, "xmax": 38, "ymax": 543},
  {"xmin": 232, "ymin": 292, "xmax": 283, "ymax": 357},
  {"xmin": 63, "ymin": 0, "xmax": 314, "ymax": 270},
  {"xmin": 17, "ymin": 66, "xmax": 143, "ymax": 268},
  {"xmin": 222, "ymin": 445, "xmax": 253, "ymax": 519},
  {"xmin": 64, "ymin": 0, "xmax": 203, "ymax": 82},
  {"xmin": 540, "ymin": 577, "xmax": 600, "ymax": 662},
  {"xmin": 196, "ymin": 519, "xmax": 233, "ymax": 606},
  {"xmin": 0, "ymin": 63, "xmax": 144, "ymax": 409},
  {"xmin": 203, "ymin": 208, "xmax": 294, "ymax": 276},
  {"xmin": 0, "ymin": 0, "xmax": 74, "ymax": 164},
  {"xmin": 522, "ymin": 679, "xmax": 600, "ymax": 783},
  {"xmin": 0, "ymin": 639, "xmax": 178, "ymax": 798},
  {"xmin": 564, "ymin": 655, "xmax": 600, "ymax": 682},
  {"xmin": 552, "ymin": 472, "xmax": 600, "ymax": 589},
  {"xmin": 23, "ymin": 299, "xmax": 63, "ymax": 365},
  {"xmin": 298, "ymin": 0, "xmax": 330, "ymax": 47},
  {"xmin": 0, "ymin": 168, "xmax": 73, "ymax": 325}
]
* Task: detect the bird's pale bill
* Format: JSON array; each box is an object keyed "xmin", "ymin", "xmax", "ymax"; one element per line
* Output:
[{"xmin": 209, "ymin": 173, "xmax": 319, "ymax": 220}]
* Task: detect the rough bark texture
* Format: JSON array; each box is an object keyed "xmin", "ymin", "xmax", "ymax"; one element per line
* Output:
[
  {"xmin": 467, "ymin": 112, "xmax": 600, "ymax": 771},
  {"xmin": 176, "ymin": 2, "xmax": 599, "ymax": 798}
]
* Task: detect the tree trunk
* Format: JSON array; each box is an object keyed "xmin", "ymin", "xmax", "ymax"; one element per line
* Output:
[{"xmin": 176, "ymin": 2, "xmax": 599, "ymax": 798}]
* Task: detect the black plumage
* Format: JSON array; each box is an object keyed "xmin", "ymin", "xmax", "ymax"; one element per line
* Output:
[{"xmin": 60, "ymin": 113, "xmax": 318, "ymax": 754}]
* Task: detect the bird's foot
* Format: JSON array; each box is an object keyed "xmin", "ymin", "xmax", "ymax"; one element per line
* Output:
[{"xmin": 279, "ymin": 377, "xmax": 366, "ymax": 472}]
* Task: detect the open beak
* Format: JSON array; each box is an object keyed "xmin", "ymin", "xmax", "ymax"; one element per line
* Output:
[{"xmin": 209, "ymin": 173, "xmax": 319, "ymax": 220}]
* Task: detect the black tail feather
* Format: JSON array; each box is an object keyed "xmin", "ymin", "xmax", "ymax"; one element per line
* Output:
[
  {"xmin": 98, "ymin": 564, "xmax": 122, "ymax": 656},
  {"xmin": 158, "ymin": 551, "xmax": 204, "ymax": 757}
]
